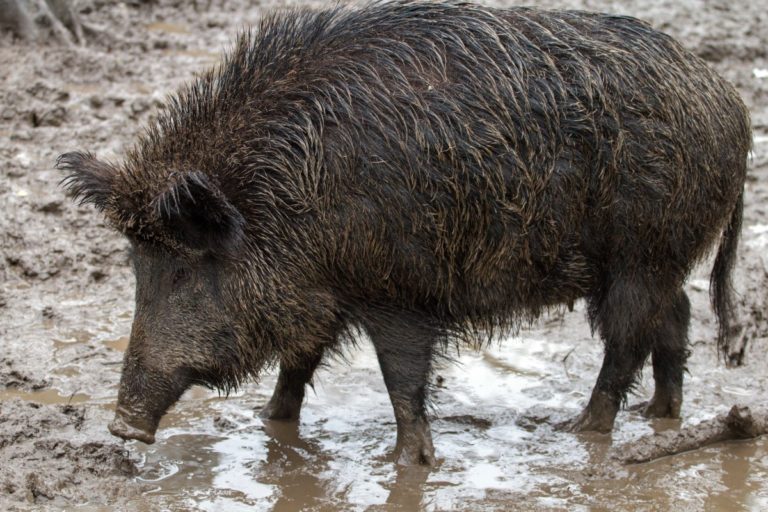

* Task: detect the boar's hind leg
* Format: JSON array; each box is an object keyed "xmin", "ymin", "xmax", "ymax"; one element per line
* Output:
[
  {"xmin": 260, "ymin": 349, "xmax": 324, "ymax": 421},
  {"xmin": 635, "ymin": 289, "xmax": 690, "ymax": 418},
  {"xmin": 566, "ymin": 277, "xmax": 673, "ymax": 433},
  {"xmin": 365, "ymin": 311, "xmax": 437, "ymax": 466}
]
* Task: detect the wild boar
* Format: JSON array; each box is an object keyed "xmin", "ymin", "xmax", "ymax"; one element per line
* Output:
[{"xmin": 59, "ymin": 0, "xmax": 750, "ymax": 465}]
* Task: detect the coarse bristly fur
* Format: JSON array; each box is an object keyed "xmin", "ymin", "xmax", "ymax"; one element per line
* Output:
[{"xmin": 59, "ymin": 0, "xmax": 750, "ymax": 450}]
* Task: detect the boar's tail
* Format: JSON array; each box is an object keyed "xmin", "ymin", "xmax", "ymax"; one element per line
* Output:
[{"xmin": 710, "ymin": 189, "xmax": 743, "ymax": 360}]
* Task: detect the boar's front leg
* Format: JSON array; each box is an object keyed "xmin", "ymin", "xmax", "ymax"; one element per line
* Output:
[
  {"xmin": 365, "ymin": 310, "xmax": 437, "ymax": 466},
  {"xmin": 260, "ymin": 349, "xmax": 324, "ymax": 421}
]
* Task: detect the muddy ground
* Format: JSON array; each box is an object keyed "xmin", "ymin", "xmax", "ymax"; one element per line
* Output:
[{"xmin": 1, "ymin": 0, "xmax": 767, "ymax": 510}]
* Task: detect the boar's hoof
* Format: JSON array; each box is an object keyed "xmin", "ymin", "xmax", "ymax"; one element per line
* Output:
[
  {"xmin": 395, "ymin": 443, "xmax": 436, "ymax": 466},
  {"xmin": 642, "ymin": 397, "xmax": 682, "ymax": 419},
  {"xmin": 629, "ymin": 390, "xmax": 683, "ymax": 419},
  {"xmin": 558, "ymin": 391, "xmax": 618, "ymax": 433},
  {"xmin": 108, "ymin": 410, "xmax": 157, "ymax": 444},
  {"xmin": 560, "ymin": 410, "xmax": 613, "ymax": 434},
  {"xmin": 395, "ymin": 421, "xmax": 436, "ymax": 466},
  {"xmin": 259, "ymin": 397, "xmax": 302, "ymax": 422}
]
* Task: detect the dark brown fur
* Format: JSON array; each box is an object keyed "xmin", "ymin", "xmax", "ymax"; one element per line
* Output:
[{"xmin": 59, "ymin": 1, "xmax": 750, "ymax": 464}]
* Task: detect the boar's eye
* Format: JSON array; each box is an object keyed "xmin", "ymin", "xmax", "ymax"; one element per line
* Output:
[{"xmin": 172, "ymin": 267, "xmax": 188, "ymax": 285}]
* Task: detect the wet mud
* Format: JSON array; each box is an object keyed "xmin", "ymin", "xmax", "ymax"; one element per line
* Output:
[
  {"xmin": 1, "ymin": 0, "xmax": 768, "ymax": 510},
  {"xmin": 0, "ymin": 399, "xmax": 146, "ymax": 508}
]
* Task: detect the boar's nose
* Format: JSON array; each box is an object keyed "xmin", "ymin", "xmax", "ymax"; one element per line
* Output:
[{"xmin": 108, "ymin": 407, "xmax": 157, "ymax": 444}]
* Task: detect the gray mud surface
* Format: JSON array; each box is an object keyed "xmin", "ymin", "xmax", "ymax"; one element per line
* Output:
[
  {"xmin": 0, "ymin": 399, "xmax": 147, "ymax": 507},
  {"xmin": 1, "ymin": 0, "xmax": 768, "ymax": 510}
]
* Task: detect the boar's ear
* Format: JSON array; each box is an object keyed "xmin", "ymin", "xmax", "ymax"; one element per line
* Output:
[
  {"xmin": 154, "ymin": 171, "xmax": 245, "ymax": 255},
  {"xmin": 57, "ymin": 152, "xmax": 115, "ymax": 211}
]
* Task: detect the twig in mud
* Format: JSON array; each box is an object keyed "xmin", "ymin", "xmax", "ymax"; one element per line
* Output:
[
  {"xmin": 614, "ymin": 405, "xmax": 768, "ymax": 464},
  {"xmin": 561, "ymin": 347, "xmax": 576, "ymax": 379},
  {"xmin": 726, "ymin": 325, "xmax": 748, "ymax": 367}
]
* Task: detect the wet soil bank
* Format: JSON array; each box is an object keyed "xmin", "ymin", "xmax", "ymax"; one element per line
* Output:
[
  {"xmin": 1, "ymin": 0, "xmax": 768, "ymax": 510},
  {"xmin": 0, "ymin": 399, "xmax": 146, "ymax": 507}
]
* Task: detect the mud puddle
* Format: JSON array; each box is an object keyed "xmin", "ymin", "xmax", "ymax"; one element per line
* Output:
[
  {"xmin": 95, "ymin": 329, "xmax": 768, "ymax": 511},
  {"xmin": 0, "ymin": 388, "xmax": 90, "ymax": 404}
]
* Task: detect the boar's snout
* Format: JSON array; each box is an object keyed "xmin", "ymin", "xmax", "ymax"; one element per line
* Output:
[{"xmin": 109, "ymin": 406, "xmax": 158, "ymax": 444}]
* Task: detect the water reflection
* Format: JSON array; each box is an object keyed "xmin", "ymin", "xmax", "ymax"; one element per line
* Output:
[
  {"xmin": 259, "ymin": 420, "xmax": 331, "ymax": 511},
  {"xmin": 92, "ymin": 335, "xmax": 768, "ymax": 510},
  {"xmin": 255, "ymin": 418, "xmax": 433, "ymax": 510},
  {"xmin": 384, "ymin": 465, "xmax": 431, "ymax": 510}
]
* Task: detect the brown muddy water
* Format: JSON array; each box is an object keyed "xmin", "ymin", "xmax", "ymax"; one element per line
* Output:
[
  {"xmin": 2, "ymin": 0, "xmax": 768, "ymax": 510},
  {"xmin": 117, "ymin": 338, "xmax": 768, "ymax": 511}
]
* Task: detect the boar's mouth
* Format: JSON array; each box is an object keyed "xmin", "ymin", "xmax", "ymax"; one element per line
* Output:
[{"xmin": 109, "ymin": 406, "xmax": 160, "ymax": 444}]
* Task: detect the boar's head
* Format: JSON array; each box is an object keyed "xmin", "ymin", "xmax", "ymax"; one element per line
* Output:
[{"xmin": 58, "ymin": 152, "xmax": 262, "ymax": 444}]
